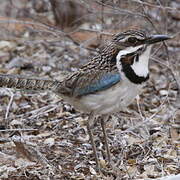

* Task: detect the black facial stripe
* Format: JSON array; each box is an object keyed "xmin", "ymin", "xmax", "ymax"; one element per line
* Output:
[
  {"xmin": 121, "ymin": 56, "xmax": 149, "ymax": 84},
  {"xmin": 135, "ymin": 54, "xmax": 139, "ymax": 62}
]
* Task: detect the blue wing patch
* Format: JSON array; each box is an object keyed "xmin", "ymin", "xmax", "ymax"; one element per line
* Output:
[{"xmin": 74, "ymin": 73, "xmax": 121, "ymax": 96}]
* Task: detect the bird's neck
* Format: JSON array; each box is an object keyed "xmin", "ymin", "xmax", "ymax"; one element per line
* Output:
[
  {"xmin": 116, "ymin": 46, "xmax": 152, "ymax": 84},
  {"xmin": 130, "ymin": 46, "xmax": 152, "ymax": 78}
]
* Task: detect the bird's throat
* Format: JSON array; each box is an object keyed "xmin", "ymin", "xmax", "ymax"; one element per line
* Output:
[
  {"xmin": 117, "ymin": 46, "xmax": 151, "ymax": 84},
  {"xmin": 121, "ymin": 62, "xmax": 149, "ymax": 84}
]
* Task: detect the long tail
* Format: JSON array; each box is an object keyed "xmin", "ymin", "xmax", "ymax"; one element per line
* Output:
[{"xmin": 0, "ymin": 74, "xmax": 60, "ymax": 91}]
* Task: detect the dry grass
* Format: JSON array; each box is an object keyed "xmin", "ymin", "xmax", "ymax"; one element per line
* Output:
[{"xmin": 0, "ymin": 0, "xmax": 179, "ymax": 179}]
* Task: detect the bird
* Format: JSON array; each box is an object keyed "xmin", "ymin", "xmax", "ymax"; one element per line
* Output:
[{"xmin": 0, "ymin": 29, "xmax": 171, "ymax": 171}]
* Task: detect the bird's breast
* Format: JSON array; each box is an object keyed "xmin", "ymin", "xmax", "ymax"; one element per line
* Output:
[{"xmin": 63, "ymin": 77, "xmax": 143, "ymax": 115}]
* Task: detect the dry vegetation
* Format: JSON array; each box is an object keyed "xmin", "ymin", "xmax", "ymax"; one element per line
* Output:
[{"xmin": 0, "ymin": 0, "xmax": 179, "ymax": 179}]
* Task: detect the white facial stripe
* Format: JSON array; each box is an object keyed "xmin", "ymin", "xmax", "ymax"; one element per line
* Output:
[
  {"xmin": 116, "ymin": 45, "xmax": 143, "ymax": 61},
  {"xmin": 131, "ymin": 46, "xmax": 152, "ymax": 77}
]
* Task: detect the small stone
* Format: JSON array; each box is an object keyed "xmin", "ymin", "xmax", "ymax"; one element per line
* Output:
[
  {"xmin": 44, "ymin": 138, "xmax": 55, "ymax": 147},
  {"xmin": 89, "ymin": 166, "xmax": 97, "ymax": 175},
  {"xmin": 10, "ymin": 120, "xmax": 23, "ymax": 126},
  {"xmin": 0, "ymin": 41, "xmax": 16, "ymax": 51},
  {"xmin": 42, "ymin": 66, "xmax": 52, "ymax": 72},
  {"xmin": 15, "ymin": 158, "xmax": 36, "ymax": 168},
  {"xmin": 159, "ymin": 89, "xmax": 168, "ymax": 96},
  {"xmin": 6, "ymin": 57, "xmax": 29, "ymax": 69}
]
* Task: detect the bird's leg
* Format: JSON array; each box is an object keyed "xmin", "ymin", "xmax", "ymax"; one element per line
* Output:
[
  {"xmin": 100, "ymin": 115, "xmax": 111, "ymax": 164},
  {"xmin": 86, "ymin": 113, "xmax": 100, "ymax": 170}
]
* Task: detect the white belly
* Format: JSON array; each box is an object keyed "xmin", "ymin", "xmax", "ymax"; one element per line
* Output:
[{"xmin": 63, "ymin": 77, "xmax": 143, "ymax": 115}]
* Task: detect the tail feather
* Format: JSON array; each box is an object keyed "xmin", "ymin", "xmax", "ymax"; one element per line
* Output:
[{"xmin": 0, "ymin": 74, "xmax": 59, "ymax": 91}]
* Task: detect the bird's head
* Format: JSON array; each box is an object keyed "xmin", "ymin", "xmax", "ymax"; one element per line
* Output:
[{"xmin": 112, "ymin": 29, "xmax": 171, "ymax": 84}]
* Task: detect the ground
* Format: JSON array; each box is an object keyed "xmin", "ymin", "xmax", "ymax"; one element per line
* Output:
[{"xmin": 0, "ymin": 0, "xmax": 179, "ymax": 179}]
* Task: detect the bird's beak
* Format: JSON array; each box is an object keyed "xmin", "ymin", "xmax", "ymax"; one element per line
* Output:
[{"xmin": 145, "ymin": 34, "xmax": 171, "ymax": 45}]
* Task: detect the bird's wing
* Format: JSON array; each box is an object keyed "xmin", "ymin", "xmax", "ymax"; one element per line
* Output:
[
  {"xmin": 58, "ymin": 49, "xmax": 121, "ymax": 97},
  {"xmin": 72, "ymin": 70, "xmax": 121, "ymax": 97}
]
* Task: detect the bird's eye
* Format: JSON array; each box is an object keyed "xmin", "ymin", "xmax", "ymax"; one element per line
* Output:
[{"xmin": 127, "ymin": 37, "xmax": 138, "ymax": 43}]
